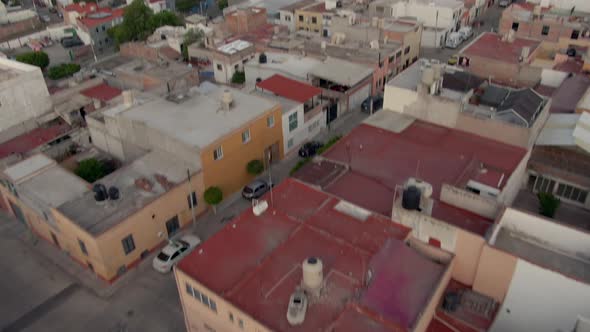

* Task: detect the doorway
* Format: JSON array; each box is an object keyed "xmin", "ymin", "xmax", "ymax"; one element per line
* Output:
[
  {"xmin": 165, "ymin": 215, "xmax": 180, "ymax": 237},
  {"xmin": 264, "ymin": 142, "xmax": 280, "ymax": 165},
  {"xmin": 50, "ymin": 232, "xmax": 60, "ymax": 248},
  {"xmin": 327, "ymin": 103, "xmax": 338, "ymax": 124}
]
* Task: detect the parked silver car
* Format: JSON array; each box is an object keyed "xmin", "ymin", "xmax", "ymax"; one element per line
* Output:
[{"xmin": 242, "ymin": 179, "xmax": 271, "ymax": 200}]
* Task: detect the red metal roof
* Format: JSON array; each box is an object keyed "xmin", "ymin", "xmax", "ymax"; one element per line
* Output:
[
  {"xmin": 294, "ymin": 121, "xmax": 527, "ymax": 235},
  {"xmin": 80, "ymin": 83, "xmax": 122, "ymax": 102},
  {"xmin": 81, "ymin": 83, "xmax": 122, "ymax": 102},
  {"xmin": 0, "ymin": 123, "xmax": 71, "ymax": 159},
  {"xmin": 461, "ymin": 32, "xmax": 541, "ymax": 64},
  {"xmin": 177, "ymin": 178, "xmax": 437, "ymax": 331},
  {"xmin": 78, "ymin": 8, "xmax": 124, "ymax": 29},
  {"xmin": 256, "ymin": 74, "xmax": 322, "ymax": 103}
]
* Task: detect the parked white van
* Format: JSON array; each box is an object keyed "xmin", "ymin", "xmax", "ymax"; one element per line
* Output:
[
  {"xmin": 445, "ymin": 32, "xmax": 463, "ymax": 49},
  {"xmin": 458, "ymin": 27, "xmax": 473, "ymax": 40}
]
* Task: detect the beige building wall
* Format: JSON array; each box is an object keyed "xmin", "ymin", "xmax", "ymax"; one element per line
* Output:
[
  {"xmin": 200, "ymin": 105, "xmax": 284, "ymax": 197},
  {"xmin": 453, "ymin": 229, "xmax": 486, "ymax": 286},
  {"xmin": 294, "ymin": 9, "xmax": 323, "ymax": 33},
  {"xmin": 175, "ymin": 268, "xmax": 271, "ymax": 332},
  {"xmin": 93, "ymin": 173, "xmax": 206, "ymax": 281},
  {"xmin": 472, "ymin": 244, "xmax": 518, "ymax": 302}
]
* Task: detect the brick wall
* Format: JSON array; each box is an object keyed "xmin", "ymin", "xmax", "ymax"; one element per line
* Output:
[
  {"xmin": 499, "ymin": 11, "xmax": 574, "ymax": 42},
  {"xmin": 0, "ymin": 17, "xmax": 43, "ymax": 41},
  {"xmin": 225, "ymin": 8, "xmax": 267, "ymax": 34},
  {"xmin": 120, "ymin": 42, "xmax": 160, "ymax": 62}
]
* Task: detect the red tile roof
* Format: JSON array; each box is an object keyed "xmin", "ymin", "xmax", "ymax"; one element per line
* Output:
[
  {"xmin": 177, "ymin": 179, "xmax": 443, "ymax": 331},
  {"xmin": 294, "ymin": 121, "xmax": 527, "ymax": 235},
  {"xmin": 461, "ymin": 32, "xmax": 541, "ymax": 64},
  {"xmin": 81, "ymin": 83, "xmax": 122, "ymax": 102},
  {"xmin": 0, "ymin": 123, "xmax": 71, "ymax": 159},
  {"xmin": 78, "ymin": 8, "xmax": 124, "ymax": 29},
  {"xmin": 256, "ymin": 74, "xmax": 322, "ymax": 103}
]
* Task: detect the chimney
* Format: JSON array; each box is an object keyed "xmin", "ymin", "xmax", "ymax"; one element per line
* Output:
[
  {"xmin": 222, "ymin": 90, "xmax": 233, "ymax": 110},
  {"xmin": 123, "ymin": 90, "xmax": 135, "ymax": 107}
]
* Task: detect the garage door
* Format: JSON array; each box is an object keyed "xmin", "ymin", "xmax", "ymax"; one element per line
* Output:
[{"xmin": 348, "ymin": 83, "xmax": 371, "ymax": 111}]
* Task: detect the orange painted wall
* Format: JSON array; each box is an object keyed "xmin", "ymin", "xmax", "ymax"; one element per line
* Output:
[
  {"xmin": 200, "ymin": 105, "xmax": 284, "ymax": 197},
  {"xmin": 472, "ymin": 244, "xmax": 518, "ymax": 302}
]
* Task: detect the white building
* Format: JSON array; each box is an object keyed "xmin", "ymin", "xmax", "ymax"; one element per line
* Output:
[
  {"xmin": 0, "ymin": 58, "xmax": 53, "ymax": 143},
  {"xmin": 478, "ymin": 208, "xmax": 590, "ymax": 332},
  {"xmin": 253, "ymin": 74, "xmax": 326, "ymax": 155},
  {"xmin": 369, "ymin": 0, "xmax": 464, "ymax": 47},
  {"xmin": 244, "ymin": 52, "xmax": 323, "ymax": 86},
  {"xmin": 190, "ymin": 39, "xmax": 255, "ymax": 84}
]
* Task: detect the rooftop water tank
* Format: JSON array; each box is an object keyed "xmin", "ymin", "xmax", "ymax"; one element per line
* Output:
[
  {"xmin": 302, "ymin": 257, "xmax": 323, "ymax": 291},
  {"xmin": 402, "ymin": 186, "xmax": 421, "ymax": 211}
]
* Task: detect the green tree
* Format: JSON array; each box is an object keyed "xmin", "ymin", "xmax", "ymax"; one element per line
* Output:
[
  {"xmin": 218, "ymin": 0, "xmax": 228, "ymax": 10},
  {"xmin": 15, "ymin": 51, "xmax": 49, "ymax": 69},
  {"xmin": 75, "ymin": 158, "xmax": 107, "ymax": 183},
  {"xmin": 204, "ymin": 186, "xmax": 223, "ymax": 214},
  {"xmin": 247, "ymin": 159, "xmax": 264, "ymax": 175},
  {"xmin": 110, "ymin": 0, "xmax": 153, "ymax": 45},
  {"xmin": 181, "ymin": 28, "xmax": 204, "ymax": 61},
  {"xmin": 537, "ymin": 192, "xmax": 560, "ymax": 218},
  {"xmin": 48, "ymin": 63, "xmax": 81, "ymax": 80},
  {"xmin": 231, "ymin": 71, "xmax": 245, "ymax": 84},
  {"xmin": 148, "ymin": 10, "xmax": 183, "ymax": 31}
]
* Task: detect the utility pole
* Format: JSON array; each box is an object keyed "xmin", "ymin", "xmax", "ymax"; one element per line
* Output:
[
  {"xmin": 435, "ymin": 10, "xmax": 439, "ymax": 48},
  {"xmin": 267, "ymin": 150, "xmax": 274, "ymax": 207}
]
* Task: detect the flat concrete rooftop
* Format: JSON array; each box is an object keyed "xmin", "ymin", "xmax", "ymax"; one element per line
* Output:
[
  {"xmin": 105, "ymin": 82, "xmax": 278, "ymax": 149},
  {"xmin": 178, "ymin": 178, "xmax": 450, "ymax": 331},
  {"xmin": 304, "ymin": 39, "xmax": 402, "ymax": 64},
  {"xmin": 0, "ymin": 57, "xmax": 36, "ymax": 81},
  {"xmin": 293, "ymin": 113, "xmax": 527, "ymax": 235},
  {"xmin": 57, "ymin": 150, "xmax": 200, "ymax": 235},
  {"xmin": 310, "ymin": 57, "xmax": 373, "ymax": 87},
  {"xmin": 494, "ymin": 228, "xmax": 590, "ymax": 284},
  {"xmin": 245, "ymin": 52, "xmax": 322, "ymax": 81}
]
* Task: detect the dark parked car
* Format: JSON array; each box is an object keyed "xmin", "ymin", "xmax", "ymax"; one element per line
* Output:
[
  {"xmin": 61, "ymin": 37, "xmax": 84, "ymax": 48},
  {"xmin": 242, "ymin": 180, "xmax": 271, "ymax": 200},
  {"xmin": 298, "ymin": 141, "xmax": 323, "ymax": 158},
  {"xmin": 361, "ymin": 95, "xmax": 384, "ymax": 113}
]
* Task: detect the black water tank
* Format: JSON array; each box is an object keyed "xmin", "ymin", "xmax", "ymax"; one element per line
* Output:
[
  {"xmin": 402, "ymin": 186, "xmax": 421, "ymax": 210},
  {"xmin": 259, "ymin": 53, "xmax": 267, "ymax": 64},
  {"xmin": 108, "ymin": 186, "xmax": 120, "ymax": 200},
  {"xmin": 92, "ymin": 183, "xmax": 108, "ymax": 202}
]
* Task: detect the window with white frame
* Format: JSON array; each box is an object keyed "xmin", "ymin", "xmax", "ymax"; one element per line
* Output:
[
  {"xmin": 267, "ymin": 115, "xmax": 275, "ymax": 128},
  {"xmin": 213, "ymin": 146, "xmax": 223, "ymax": 160},
  {"xmin": 287, "ymin": 138, "xmax": 294, "ymax": 148},
  {"xmin": 242, "ymin": 129, "xmax": 251, "ymax": 143},
  {"xmin": 555, "ymin": 183, "xmax": 588, "ymax": 204},
  {"xmin": 533, "ymin": 176, "xmax": 555, "ymax": 193},
  {"xmin": 185, "ymin": 283, "xmax": 217, "ymax": 313},
  {"xmin": 288, "ymin": 113, "xmax": 298, "ymax": 132}
]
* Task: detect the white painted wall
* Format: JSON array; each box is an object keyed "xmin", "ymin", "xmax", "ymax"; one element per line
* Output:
[
  {"xmin": 213, "ymin": 59, "xmax": 243, "ymax": 84},
  {"xmin": 390, "ymin": 1, "xmax": 462, "ymax": 30},
  {"xmin": 277, "ymin": 10, "xmax": 295, "ymax": 32},
  {"xmin": 421, "ymin": 28, "xmax": 450, "ymax": 48},
  {"xmin": 393, "ymin": 205, "xmax": 459, "ymax": 252},
  {"xmin": 497, "ymin": 208, "xmax": 590, "ymax": 261},
  {"xmin": 0, "ymin": 58, "xmax": 52, "ymax": 134},
  {"xmin": 348, "ymin": 84, "xmax": 371, "ymax": 111},
  {"xmin": 491, "ymin": 259, "xmax": 590, "ymax": 332},
  {"xmin": 383, "ymin": 84, "xmax": 419, "ymax": 113}
]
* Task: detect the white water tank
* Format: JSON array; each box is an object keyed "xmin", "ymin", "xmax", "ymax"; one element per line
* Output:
[
  {"xmin": 302, "ymin": 257, "xmax": 323, "ymax": 291},
  {"xmin": 222, "ymin": 90, "xmax": 233, "ymax": 110}
]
